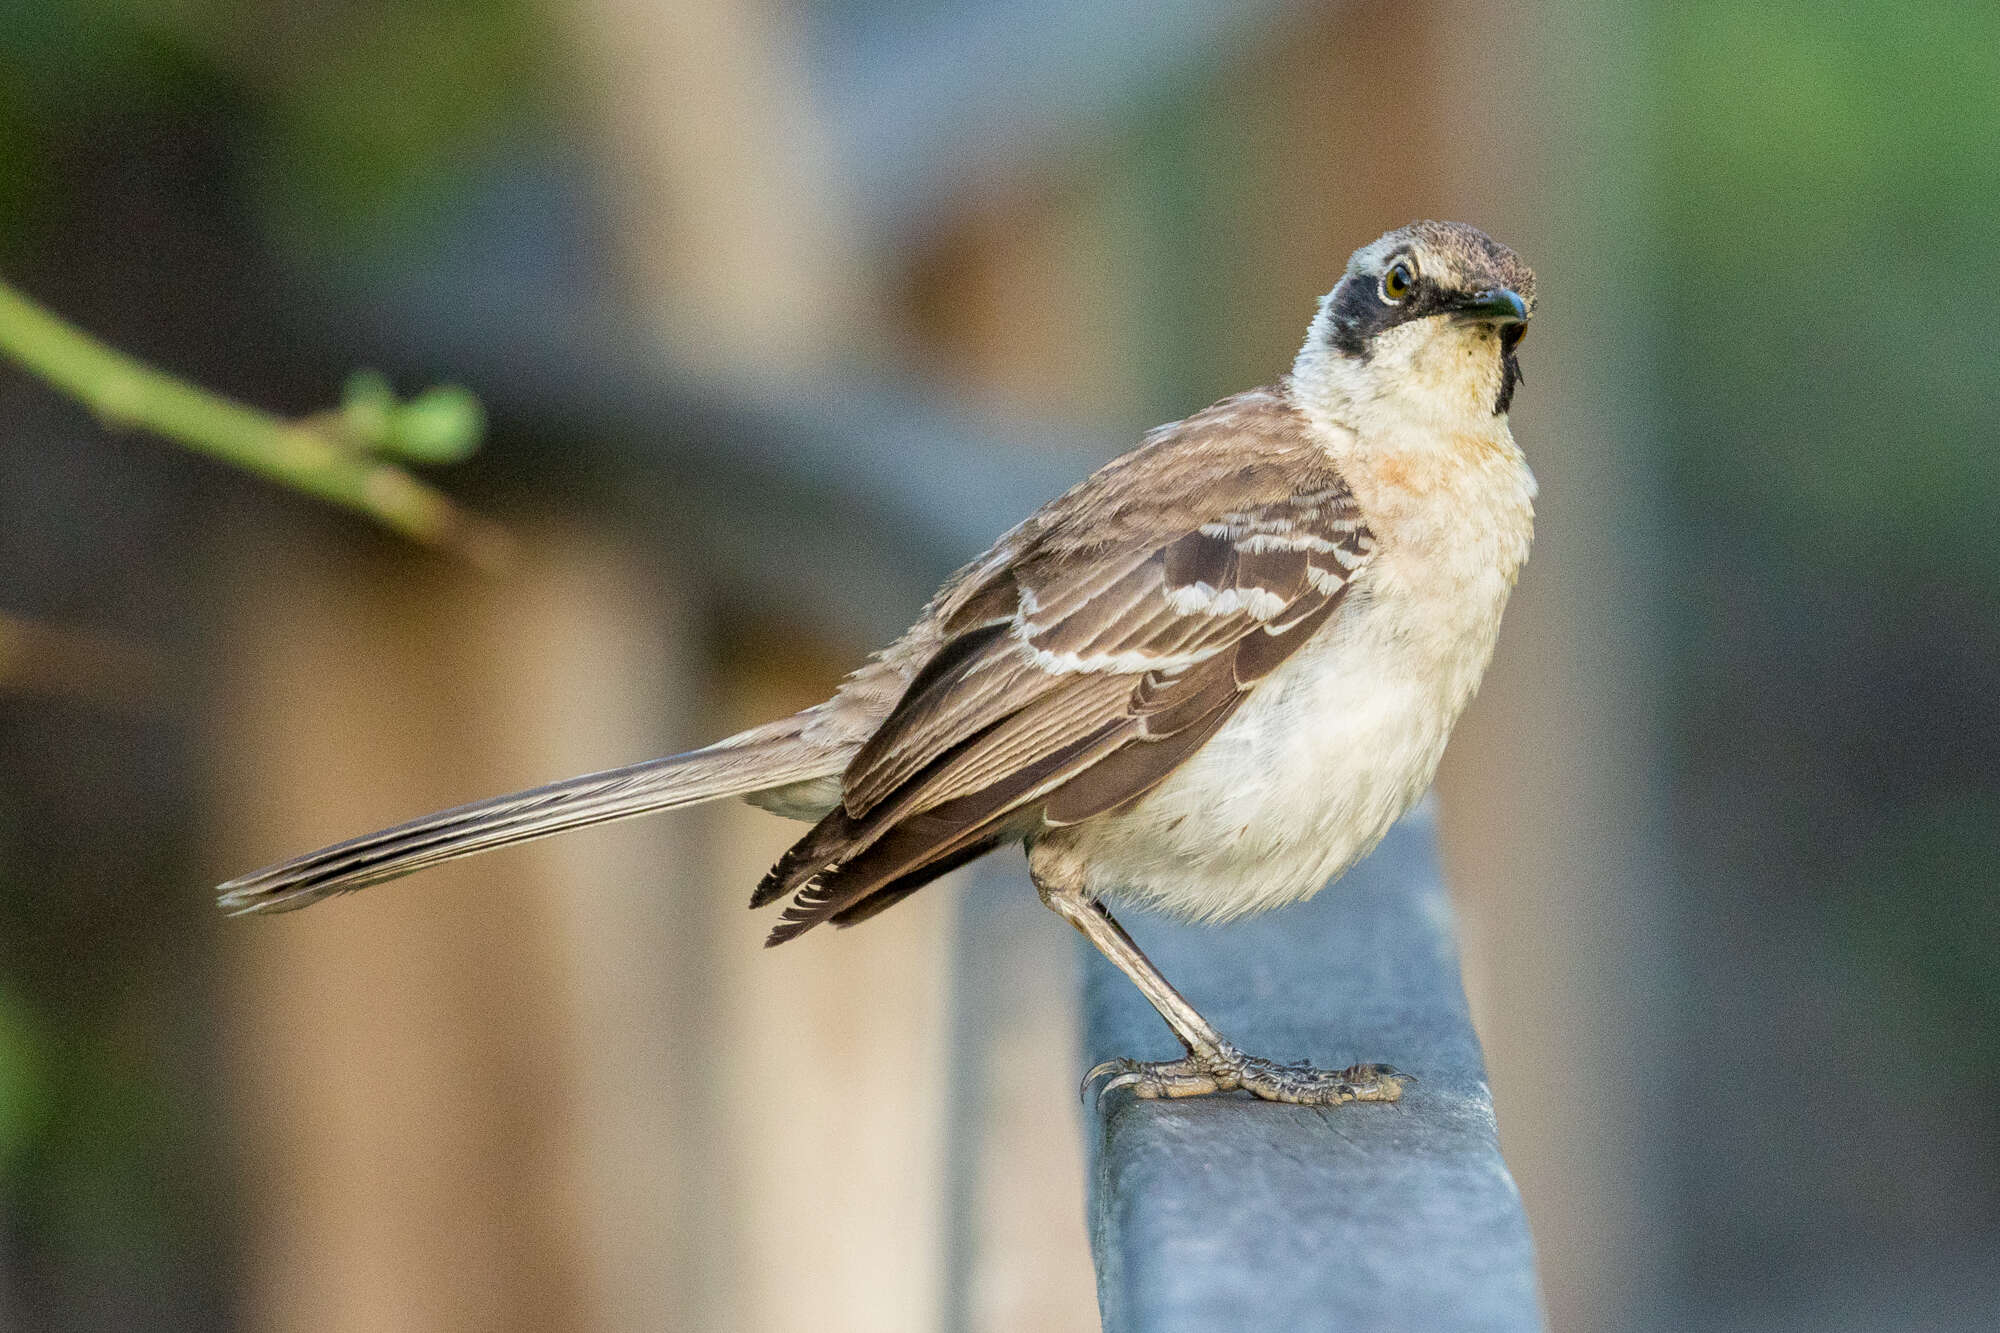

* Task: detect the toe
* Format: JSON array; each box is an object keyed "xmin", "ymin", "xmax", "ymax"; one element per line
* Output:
[
  {"xmin": 1234, "ymin": 1057, "xmax": 1410, "ymax": 1105},
  {"xmin": 1343, "ymin": 1066, "xmax": 1410, "ymax": 1103},
  {"xmin": 1340, "ymin": 1062, "xmax": 1406, "ymax": 1082}
]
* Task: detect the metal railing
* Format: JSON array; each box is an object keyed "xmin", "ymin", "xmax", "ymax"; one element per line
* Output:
[{"xmin": 1081, "ymin": 805, "xmax": 1543, "ymax": 1331}]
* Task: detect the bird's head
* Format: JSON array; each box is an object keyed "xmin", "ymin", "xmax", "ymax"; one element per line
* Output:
[{"xmin": 1294, "ymin": 220, "xmax": 1536, "ymax": 432}]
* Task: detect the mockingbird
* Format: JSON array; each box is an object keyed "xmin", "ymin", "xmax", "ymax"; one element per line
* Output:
[{"xmin": 219, "ymin": 219, "xmax": 1536, "ymax": 1107}]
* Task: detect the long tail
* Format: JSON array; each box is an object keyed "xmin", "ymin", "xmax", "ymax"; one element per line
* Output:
[{"xmin": 216, "ymin": 719, "xmax": 843, "ymax": 916}]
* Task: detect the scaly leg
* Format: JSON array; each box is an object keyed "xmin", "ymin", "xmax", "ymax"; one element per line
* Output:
[{"xmin": 1035, "ymin": 870, "xmax": 1407, "ymax": 1107}]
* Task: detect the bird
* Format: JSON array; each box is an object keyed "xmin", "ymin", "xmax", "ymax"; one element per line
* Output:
[{"xmin": 218, "ymin": 219, "xmax": 1537, "ymax": 1107}]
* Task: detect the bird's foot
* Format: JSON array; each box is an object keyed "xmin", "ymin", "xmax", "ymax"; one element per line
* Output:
[{"xmin": 1085, "ymin": 1044, "xmax": 1409, "ymax": 1107}]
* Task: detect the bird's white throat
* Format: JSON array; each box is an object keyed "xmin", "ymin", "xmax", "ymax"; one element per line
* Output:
[{"xmin": 1290, "ymin": 314, "xmax": 1515, "ymax": 451}]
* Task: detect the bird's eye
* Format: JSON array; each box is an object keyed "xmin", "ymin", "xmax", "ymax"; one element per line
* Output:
[{"xmin": 1380, "ymin": 262, "xmax": 1414, "ymax": 303}]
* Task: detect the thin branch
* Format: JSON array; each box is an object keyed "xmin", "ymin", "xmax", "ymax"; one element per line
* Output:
[{"xmin": 0, "ymin": 277, "xmax": 510, "ymax": 569}]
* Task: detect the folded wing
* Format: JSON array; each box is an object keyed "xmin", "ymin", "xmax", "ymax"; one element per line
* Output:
[{"xmin": 756, "ymin": 391, "xmax": 1374, "ymax": 944}]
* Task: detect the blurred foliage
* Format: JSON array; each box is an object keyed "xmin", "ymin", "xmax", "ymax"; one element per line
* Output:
[
  {"xmin": 0, "ymin": 720, "xmax": 236, "ymax": 1320},
  {"xmin": 1662, "ymin": 0, "xmax": 2000, "ymax": 580},
  {"xmin": 12, "ymin": 1015, "xmax": 189, "ymax": 1268},
  {"xmin": 1661, "ymin": 1, "xmax": 2000, "ymax": 1065},
  {"xmin": 0, "ymin": 279, "xmax": 501, "ymax": 559},
  {"xmin": 0, "ymin": 2, "xmax": 548, "ymax": 1315},
  {"xmin": 340, "ymin": 369, "xmax": 486, "ymax": 464},
  {"xmin": 0, "ymin": 981, "xmax": 50, "ymax": 1179},
  {"xmin": 1840, "ymin": 797, "xmax": 2000, "ymax": 1076},
  {"xmin": 0, "ymin": 0, "xmax": 555, "ymax": 258}
]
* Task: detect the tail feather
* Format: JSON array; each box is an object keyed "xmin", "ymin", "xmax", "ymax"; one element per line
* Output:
[{"xmin": 217, "ymin": 724, "xmax": 841, "ymax": 916}]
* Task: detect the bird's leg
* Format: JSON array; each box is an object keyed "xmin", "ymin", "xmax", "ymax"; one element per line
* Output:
[{"xmin": 1036, "ymin": 874, "xmax": 1406, "ymax": 1107}]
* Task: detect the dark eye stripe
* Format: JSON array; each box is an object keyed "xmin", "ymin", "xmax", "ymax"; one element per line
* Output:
[{"xmin": 1328, "ymin": 266, "xmax": 1432, "ymax": 354}]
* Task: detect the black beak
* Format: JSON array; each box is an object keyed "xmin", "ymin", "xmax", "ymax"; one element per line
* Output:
[{"xmin": 1452, "ymin": 289, "xmax": 1529, "ymax": 325}]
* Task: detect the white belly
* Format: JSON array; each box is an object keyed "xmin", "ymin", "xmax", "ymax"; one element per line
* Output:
[{"xmin": 1044, "ymin": 567, "xmax": 1508, "ymax": 922}]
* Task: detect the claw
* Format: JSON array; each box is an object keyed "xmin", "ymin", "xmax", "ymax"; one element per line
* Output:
[
  {"xmin": 1095, "ymin": 1071, "xmax": 1145, "ymax": 1108},
  {"xmin": 1080, "ymin": 1058, "xmax": 1134, "ymax": 1105}
]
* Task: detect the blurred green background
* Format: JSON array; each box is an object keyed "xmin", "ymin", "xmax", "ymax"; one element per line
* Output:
[{"xmin": 1, "ymin": 1, "xmax": 1996, "ymax": 1330}]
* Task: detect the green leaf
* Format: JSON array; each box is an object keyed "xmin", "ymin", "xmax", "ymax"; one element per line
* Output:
[{"xmin": 386, "ymin": 383, "xmax": 485, "ymax": 465}]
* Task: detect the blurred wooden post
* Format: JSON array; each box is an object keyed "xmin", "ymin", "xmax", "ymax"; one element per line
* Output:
[
  {"xmin": 561, "ymin": 0, "xmax": 879, "ymax": 371},
  {"xmin": 209, "ymin": 527, "xmax": 711, "ymax": 1333},
  {"xmin": 477, "ymin": 534, "xmax": 716, "ymax": 1332},
  {"xmin": 1425, "ymin": 3, "xmax": 1673, "ymax": 1328},
  {"xmin": 560, "ymin": 3, "xmax": 959, "ymax": 1328}
]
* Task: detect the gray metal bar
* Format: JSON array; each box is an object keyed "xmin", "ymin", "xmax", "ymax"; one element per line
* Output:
[{"xmin": 1081, "ymin": 805, "xmax": 1545, "ymax": 1332}]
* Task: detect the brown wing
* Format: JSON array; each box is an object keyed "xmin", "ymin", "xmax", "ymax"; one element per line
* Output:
[{"xmin": 755, "ymin": 390, "xmax": 1374, "ymax": 944}]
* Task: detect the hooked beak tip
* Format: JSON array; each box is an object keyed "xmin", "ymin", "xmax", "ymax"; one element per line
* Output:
[{"xmin": 1458, "ymin": 288, "xmax": 1529, "ymax": 325}]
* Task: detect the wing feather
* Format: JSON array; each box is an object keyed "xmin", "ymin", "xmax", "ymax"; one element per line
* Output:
[{"xmin": 761, "ymin": 388, "xmax": 1376, "ymax": 941}]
